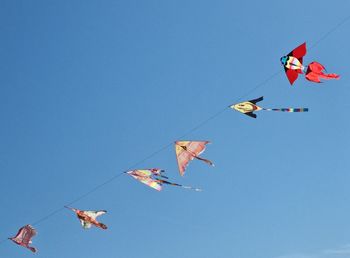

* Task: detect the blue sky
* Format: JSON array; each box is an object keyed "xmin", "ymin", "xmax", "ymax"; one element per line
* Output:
[{"xmin": 1, "ymin": 1, "xmax": 350, "ymax": 257}]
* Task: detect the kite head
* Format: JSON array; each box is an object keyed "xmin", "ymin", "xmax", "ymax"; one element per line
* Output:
[
  {"xmin": 280, "ymin": 56, "xmax": 288, "ymax": 66},
  {"xmin": 65, "ymin": 206, "xmax": 79, "ymax": 213},
  {"xmin": 231, "ymin": 102, "xmax": 261, "ymax": 114}
]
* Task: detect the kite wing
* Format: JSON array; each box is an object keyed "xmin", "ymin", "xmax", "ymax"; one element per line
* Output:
[
  {"xmin": 249, "ymin": 96, "xmax": 264, "ymax": 104},
  {"xmin": 127, "ymin": 169, "xmax": 162, "ymax": 191},
  {"xmin": 9, "ymin": 225, "xmax": 37, "ymax": 253},
  {"xmin": 245, "ymin": 112, "xmax": 257, "ymax": 118},
  {"xmin": 175, "ymin": 141, "xmax": 212, "ymax": 176},
  {"xmin": 288, "ymin": 42, "xmax": 307, "ymax": 61},
  {"xmin": 83, "ymin": 210, "xmax": 107, "ymax": 219},
  {"xmin": 80, "ymin": 220, "xmax": 92, "ymax": 229},
  {"xmin": 285, "ymin": 69, "xmax": 300, "ymax": 85}
]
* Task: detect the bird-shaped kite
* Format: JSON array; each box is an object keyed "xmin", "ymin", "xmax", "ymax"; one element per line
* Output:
[
  {"xmin": 126, "ymin": 168, "xmax": 201, "ymax": 191},
  {"xmin": 280, "ymin": 42, "xmax": 339, "ymax": 84},
  {"xmin": 175, "ymin": 141, "xmax": 214, "ymax": 176},
  {"xmin": 65, "ymin": 206, "xmax": 107, "ymax": 230},
  {"xmin": 9, "ymin": 225, "xmax": 38, "ymax": 253},
  {"xmin": 230, "ymin": 96, "xmax": 308, "ymax": 118}
]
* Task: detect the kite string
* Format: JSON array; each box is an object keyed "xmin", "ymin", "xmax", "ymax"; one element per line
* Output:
[
  {"xmin": 1, "ymin": 66, "xmax": 280, "ymax": 238},
  {"xmin": 1, "ymin": 69, "xmax": 277, "ymax": 245},
  {"xmin": 1, "ymin": 12, "xmax": 349, "ymax": 248},
  {"xmin": 52, "ymin": 10, "xmax": 350, "ymax": 209},
  {"xmin": 309, "ymin": 14, "xmax": 350, "ymax": 50}
]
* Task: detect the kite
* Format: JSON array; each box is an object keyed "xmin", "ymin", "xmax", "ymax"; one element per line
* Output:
[
  {"xmin": 126, "ymin": 168, "xmax": 201, "ymax": 191},
  {"xmin": 175, "ymin": 141, "xmax": 214, "ymax": 176},
  {"xmin": 9, "ymin": 225, "xmax": 37, "ymax": 253},
  {"xmin": 280, "ymin": 42, "xmax": 339, "ymax": 84},
  {"xmin": 230, "ymin": 96, "xmax": 308, "ymax": 118},
  {"xmin": 65, "ymin": 206, "xmax": 107, "ymax": 230}
]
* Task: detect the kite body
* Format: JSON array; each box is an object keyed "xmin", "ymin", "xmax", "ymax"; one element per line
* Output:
[
  {"xmin": 281, "ymin": 42, "xmax": 339, "ymax": 84},
  {"xmin": 127, "ymin": 169, "xmax": 164, "ymax": 191},
  {"xmin": 175, "ymin": 141, "xmax": 213, "ymax": 176},
  {"xmin": 127, "ymin": 168, "xmax": 201, "ymax": 191},
  {"xmin": 281, "ymin": 42, "xmax": 307, "ymax": 85},
  {"xmin": 66, "ymin": 207, "xmax": 107, "ymax": 230},
  {"xmin": 230, "ymin": 96, "xmax": 308, "ymax": 118},
  {"xmin": 9, "ymin": 225, "xmax": 37, "ymax": 253},
  {"xmin": 230, "ymin": 96, "xmax": 263, "ymax": 118}
]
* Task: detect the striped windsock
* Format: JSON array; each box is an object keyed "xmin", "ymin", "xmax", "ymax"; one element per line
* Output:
[{"xmin": 262, "ymin": 108, "xmax": 309, "ymax": 112}]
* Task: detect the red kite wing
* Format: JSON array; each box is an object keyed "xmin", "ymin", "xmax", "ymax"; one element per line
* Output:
[
  {"xmin": 285, "ymin": 69, "xmax": 300, "ymax": 85},
  {"xmin": 288, "ymin": 42, "xmax": 307, "ymax": 62}
]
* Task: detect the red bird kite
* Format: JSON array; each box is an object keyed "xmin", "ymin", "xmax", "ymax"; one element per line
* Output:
[
  {"xmin": 175, "ymin": 141, "xmax": 214, "ymax": 176},
  {"xmin": 126, "ymin": 168, "xmax": 201, "ymax": 191},
  {"xmin": 9, "ymin": 225, "xmax": 37, "ymax": 253},
  {"xmin": 65, "ymin": 207, "xmax": 107, "ymax": 230},
  {"xmin": 280, "ymin": 42, "xmax": 339, "ymax": 84}
]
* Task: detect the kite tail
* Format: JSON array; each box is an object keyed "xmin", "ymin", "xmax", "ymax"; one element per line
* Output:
[
  {"xmin": 263, "ymin": 108, "xmax": 309, "ymax": 112},
  {"xmin": 318, "ymin": 73, "xmax": 340, "ymax": 80},
  {"xmin": 305, "ymin": 62, "xmax": 340, "ymax": 83},
  {"xmin": 181, "ymin": 185, "xmax": 202, "ymax": 192},
  {"xmin": 195, "ymin": 156, "xmax": 214, "ymax": 167},
  {"xmin": 28, "ymin": 247, "xmax": 37, "ymax": 253},
  {"xmin": 160, "ymin": 180, "xmax": 201, "ymax": 191},
  {"xmin": 97, "ymin": 223, "xmax": 108, "ymax": 230}
]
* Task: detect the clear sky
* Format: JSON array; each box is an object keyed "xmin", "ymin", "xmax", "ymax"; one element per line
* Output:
[{"xmin": 1, "ymin": 1, "xmax": 350, "ymax": 257}]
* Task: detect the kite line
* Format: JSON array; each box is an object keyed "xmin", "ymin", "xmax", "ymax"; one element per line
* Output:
[
  {"xmin": 25, "ymin": 70, "xmax": 281, "ymax": 228},
  {"xmin": 1, "ymin": 13, "xmax": 349, "ymax": 248}
]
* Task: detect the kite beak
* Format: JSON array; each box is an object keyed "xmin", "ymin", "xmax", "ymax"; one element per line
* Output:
[
  {"xmin": 64, "ymin": 206, "xmax": 75, "ymax": 212},
  {"xmin": 280, "ymin": 56, "xmax": 287, "ymax": 65}
]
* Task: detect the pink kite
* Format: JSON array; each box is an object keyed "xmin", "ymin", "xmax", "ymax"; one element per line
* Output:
[
  {"xmin": 9, "ymin": 225, "xmax": 37, "ymax": 253},
  {"xmin": 175, "ymin": 141, "xmax": 214, "ymax": 176}
]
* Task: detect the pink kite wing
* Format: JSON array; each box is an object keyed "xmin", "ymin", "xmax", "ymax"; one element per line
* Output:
[
  {"xmin": 9, "ymin": 225, "xmax": 37, "ymax": 253},
  {"xmin": 175, "ymin": 141, "xmax": 212, "ymax": 176}
]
